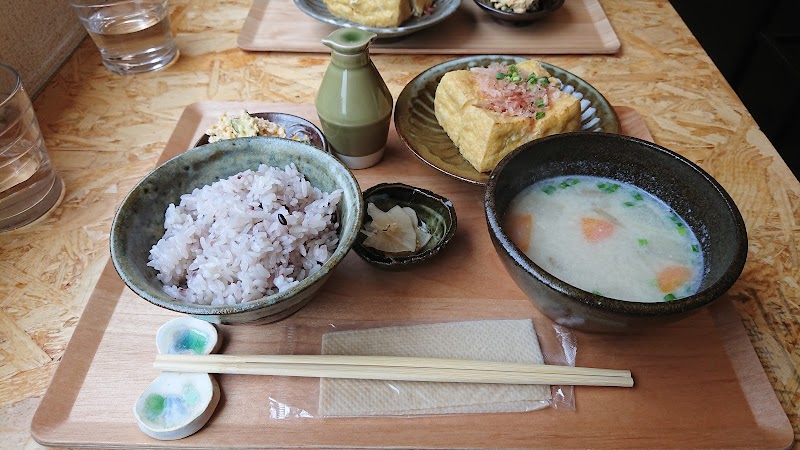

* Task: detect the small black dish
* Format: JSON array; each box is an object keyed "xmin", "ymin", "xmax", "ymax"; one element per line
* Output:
[
  {"xmin": 195, "ymin": 112, "xmax": 329, "ymax": 153},
  {"xmin": 472, "ymin": 0, "xmax": 565, "ymax": 24},
  {"xmin": 353, "ymin": 183, "xmax": 457, "ymax": 270}
]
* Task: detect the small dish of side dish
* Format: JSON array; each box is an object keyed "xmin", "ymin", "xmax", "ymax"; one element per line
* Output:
[
  {"xmin": 352, "ymin": 183, "xmax": 457, "ymax": 269},
  {"xmin": 194, "ymin": 111, "xmax": 329, "ymax": 153},
  {"xmin": 472, "ymin": 0, "xmax": 565, "ymax": 24},
  {"xmin": 395, "ymin": 55, "xmax": 619, "ymax": 185},
  {"xmin": 293, "ymin": 0, "xmax": 462, "ymax": 39}
]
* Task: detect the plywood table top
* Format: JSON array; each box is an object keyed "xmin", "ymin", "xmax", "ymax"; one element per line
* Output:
[{"xmin": 0, "ymin": 0, "xmax": 797, "ymax": 447}]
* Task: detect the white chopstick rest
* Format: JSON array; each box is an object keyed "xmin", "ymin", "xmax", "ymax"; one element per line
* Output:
[{"xmin": 135, "ymin": 317, "xmax": 222, "ymax": 440}]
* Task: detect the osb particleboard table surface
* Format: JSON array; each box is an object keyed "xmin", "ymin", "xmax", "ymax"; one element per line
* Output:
[{"xmin": 0, "ymin": 0, "xmax": 798, "ymax": 448}]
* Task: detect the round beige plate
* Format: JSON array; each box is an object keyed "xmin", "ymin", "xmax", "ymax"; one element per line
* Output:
[{"xmin": 394, "ymin": 55, "xmax": 620, "ymax": 185}]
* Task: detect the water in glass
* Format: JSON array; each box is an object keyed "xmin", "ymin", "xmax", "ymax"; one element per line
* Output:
[
  {"xmin": 78, "ymin": 0, "xmax": 178, "ymax": 75},
  {"xmin": 0, "ymin": 65, "xmax": 63, "ymax": 232}
]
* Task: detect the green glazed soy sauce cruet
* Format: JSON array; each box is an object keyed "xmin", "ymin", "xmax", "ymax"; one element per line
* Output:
[{"xmin": 315, "ymin": 28, "xmax": 393, "ymax": 170}]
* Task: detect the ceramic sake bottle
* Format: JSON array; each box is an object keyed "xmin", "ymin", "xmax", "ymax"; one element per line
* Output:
[{"xmin": 315, "ymin": 28, "xmax": 393, "ymax": 169}]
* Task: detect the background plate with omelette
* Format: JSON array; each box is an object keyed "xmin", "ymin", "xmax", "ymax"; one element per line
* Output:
[{"xmin": 294, "ymin": 0, "xmax": 462, "ymax": 39}]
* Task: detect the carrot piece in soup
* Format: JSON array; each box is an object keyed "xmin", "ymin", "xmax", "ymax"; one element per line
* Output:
[
  {"xmin": 581, "ymin": 217, "xmax": 616, "ymax": 243},
  {"xmin": 657, "ymin": 265, "xmax": 693, "ymax": 293},
  {"xmin": 506, "ymin": 214, "xmax": 533, "ymax": 252}
]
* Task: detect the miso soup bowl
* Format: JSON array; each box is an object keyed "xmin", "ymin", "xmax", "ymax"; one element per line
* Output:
[{"xmin": 485, "ymin": 132, "xmax": 748, "ymax": 333}]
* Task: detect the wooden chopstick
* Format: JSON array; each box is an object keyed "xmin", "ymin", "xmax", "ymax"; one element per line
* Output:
[
  {"xmin": 154, "ymin": 354, "xmax": 634, "ymax": 387},
  {"xmin": 157, "ymin": 354, "xmax": 631, "ymax": 377}
]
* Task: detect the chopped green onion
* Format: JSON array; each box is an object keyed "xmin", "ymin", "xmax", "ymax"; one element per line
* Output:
[
  {"xmin": 638, "ymin": 238, "xmax": 648, "ymax": 247},
  {"xmin": 624, "ymin": 201, "xmax": 635, "ymax": 207},
  {"xmin": 542, "ymin": 185, "xmax": 557, "ymax": 195},
  {"xmin": 597, "ymin": 183, "xmax": 620, "ymax": 193},
  {"xmin": 496, "ymin": 72, "xmax": 505, "ymax": 80},
  {"xmin": 677, "ymin": 227, "xmax": 688, "ymax": 235},
  {"xmin": 535, "ymin": 99, "xmax": 545, "ymax": 108},
  {"xmin": 535, "ymin": 111, "xmax": 546, "ymax": 119},
  {"xmin": 691, "ymin": 244, "xmax": 700, "ymax": 253},
  {"xmin": 539, "ymin": 78, "xmax": 550, "ymax": 85},
  {"xmin": 633, "ymin": 192, "xmax": 643, "ymax": 201},
  {"xmin": 664, "ymin": 293, "xmax": 677, "ymax": 301},
  {"xmin": 563, "ymin": 178, "xmax": 579, "ymax": 186},
  {"xmin": 512, "ymin": 76, "xmax": 521, "ymax": 82},
  {"xmin": 559, "ymin": 181, "xmax": 571, "ymax": 189},
  {"xmin": 591, "ymin": 290, "xmax": 602, "ymax": 296}
]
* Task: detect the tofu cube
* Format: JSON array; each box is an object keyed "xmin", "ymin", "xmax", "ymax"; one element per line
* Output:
[{"xmin": 434, "ymin": 60, "xmax": 581, "ymax": 173}]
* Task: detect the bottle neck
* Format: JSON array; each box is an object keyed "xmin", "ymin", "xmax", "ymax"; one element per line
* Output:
[{"xmin": 331, "ymin": 50, "xmax": 370, "ymax": 69}]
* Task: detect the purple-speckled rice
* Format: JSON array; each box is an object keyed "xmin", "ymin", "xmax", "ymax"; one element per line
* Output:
[{"xmin": 147, "ymin": 163, "xmax": 341, "ymax": 306}]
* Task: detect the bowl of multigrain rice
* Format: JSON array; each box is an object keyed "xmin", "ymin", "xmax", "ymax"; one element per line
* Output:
[{"xmin": 110, "ymin": 137, "xmax": 363, "ymax": 325}]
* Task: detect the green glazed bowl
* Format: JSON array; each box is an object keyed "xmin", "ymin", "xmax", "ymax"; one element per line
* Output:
[
  {"xmin": 110, "ymin": 137, "xmax": 364, "ymax": 325},
  {"xmin": 352, "ymin": 183, "xmax": 457, "ymax": 269},
  {"xmin": 485, "ymin": 132, "xmax": 748, "ymax": 333}
]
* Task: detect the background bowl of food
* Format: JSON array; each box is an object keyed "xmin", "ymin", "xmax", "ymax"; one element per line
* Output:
[
  {"xmin": 194, "ymin": 111, "xmax": 329, "ymax": 153},
  {"xmin": 472, "ymin": 0, "xmax": 565, "ymax": 24},
  {"xmin": 485, "ymin": 132, "xmax": 748, "ymax": 333},
  {"xmin": 110, "ymin": 137, "xmax": 363, "ymax": 325},
  {"xmin": 352, "ymin": 183, "xmax": 457, "ymax": 269}
]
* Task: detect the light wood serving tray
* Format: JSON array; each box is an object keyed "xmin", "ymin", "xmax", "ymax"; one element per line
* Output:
[
  {"xmin": 31, "ymin": 103, "xmax": 793, "ymax": 449},
  {"xmin": 238, "ymin": 0, "xmax": 621, "ymax": 54}
]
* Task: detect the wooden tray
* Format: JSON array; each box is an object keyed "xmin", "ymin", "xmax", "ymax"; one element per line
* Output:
[
  {"xmin": 31, "ymin": 103, "xmax": 794, "ymax": 449},
  {"xmin": 237, "ymin": 0, "xmax": 621, "ymax": 54}
]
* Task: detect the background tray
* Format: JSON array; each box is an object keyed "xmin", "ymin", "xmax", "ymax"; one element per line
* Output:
[
  {"xmin": 238, "ymin": 0, "xmax": 620, "ymax": 54},
  {"xmin": 31, "ymin": 103, "xmax": 793, "ymax": 449}
]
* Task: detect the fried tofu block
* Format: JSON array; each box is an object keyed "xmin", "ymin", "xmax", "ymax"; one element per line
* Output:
[
  {"xmin": 434, "ymin": 60, "xmax": 581, "ymax": 173},
  {"xmin": 324, "ymin": 0, "xmax": 412, "ymax": 28}
]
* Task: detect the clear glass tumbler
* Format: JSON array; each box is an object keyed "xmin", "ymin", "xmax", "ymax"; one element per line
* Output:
[
  {"xmin": 0, "ymin": 64, "xmax": 64, "ymax": 232},
  {"xmin": 70, "ymin": 0, "xmax": 179, "ymax": 75}
]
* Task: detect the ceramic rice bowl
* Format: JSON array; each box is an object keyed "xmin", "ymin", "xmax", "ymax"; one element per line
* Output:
[
  {"xmin": 485, "ymin": 132, "xmax": 748, "ymax": 332},
  {"xmin": 110, "ymin": 137, "xmax": 364, "ymax": 325}
]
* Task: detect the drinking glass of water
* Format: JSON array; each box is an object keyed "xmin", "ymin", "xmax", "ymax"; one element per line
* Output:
[
  {"xmin": 0, "ymin": 64, "xmax": 64, "ymax": 232},
  {"xmin": 70, "ymin": 0, "xmax": 179, "ymax": 75}
]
